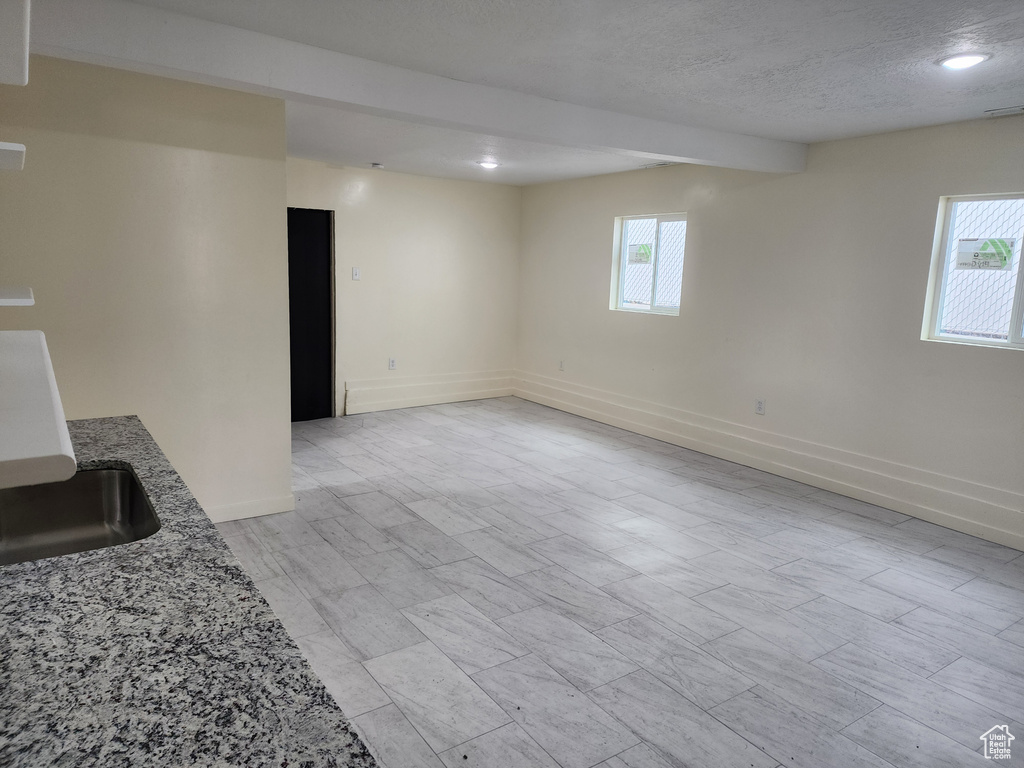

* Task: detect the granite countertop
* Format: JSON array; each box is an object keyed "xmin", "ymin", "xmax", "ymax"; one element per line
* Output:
[{"xmin": 0, "ymin": 416, "xmax": 377, "ymax": 768}]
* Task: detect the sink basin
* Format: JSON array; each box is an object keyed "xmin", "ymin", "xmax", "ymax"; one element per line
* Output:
[{"xmin": 0, "ymin": 469, "xmax": 161, "ymax": 565}]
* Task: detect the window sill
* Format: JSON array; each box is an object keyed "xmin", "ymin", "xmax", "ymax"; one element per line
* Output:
[
  {"xmin": 612, "ymin": 306, "xmax": 680, "ymax": 317},
  {"xmin": 921, "ymin": 335, "xmax": 1024, "ymax": 351}
]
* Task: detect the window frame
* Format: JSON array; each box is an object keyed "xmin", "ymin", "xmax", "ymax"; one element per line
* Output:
[
  {"xmin": 923, "ymin": 193, "xmax": 1024, "ymax": 350},
  {"xmin": 610, "ymin": 212, "xmax": 687, "ymax": 316}
]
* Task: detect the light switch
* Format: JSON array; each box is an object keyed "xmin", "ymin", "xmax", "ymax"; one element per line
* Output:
[{"xmin": 352, "ymin": 267, "xmax": 361, "ymax": 281}]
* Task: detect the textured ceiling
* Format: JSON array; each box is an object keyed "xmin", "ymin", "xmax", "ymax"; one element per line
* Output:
[{"xmin": 125, "ymin": 0, "xmax": 1024, "ymax": 142}]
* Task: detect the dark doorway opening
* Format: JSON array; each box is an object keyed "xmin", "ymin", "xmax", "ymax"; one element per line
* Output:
[{"xmin": 287, "ymin": 207, "xmax": 335, "ymax": 422}]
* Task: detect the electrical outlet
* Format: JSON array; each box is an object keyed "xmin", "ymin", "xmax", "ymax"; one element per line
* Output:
[
  {"xmin": 388, "ymin": 358, "xmax": 396, "ymax": 371},
  {"xmin": 352, "ymin": 267, "xmax": 361, "ymax": 281},
  {"xmin": 559, "ymin": 360, "xmax": 565, "ymax": 371},
  {"xmin": 755, "ymin": 398, "xmax": 766, "ymax": 416}
]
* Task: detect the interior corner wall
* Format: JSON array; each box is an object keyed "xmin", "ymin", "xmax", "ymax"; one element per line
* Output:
[
  {"xmin": 285, "ymin": 158, "xmax": 522, "ymax": 414},
  {"xmin": 516, "ymin": 116, "xmax": 1024, "ymax": 549},
  {"xmin": 0, "ymin": 56, "xmax": 293, "ymax": 523}
]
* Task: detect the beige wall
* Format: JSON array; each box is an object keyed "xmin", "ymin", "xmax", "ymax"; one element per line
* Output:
[
  {"xmin": 0, "ymin": 57, "xmax": 293, "ymax": 522},
  {"xmin": 3, "ymin": 57, "xmax": 1019, "ymax": 545},
  {"xmin": 286, "ymin": 158, "xmax": 521, "ymax": 413},
  {"xmin": 517, "ymin": 116, "xmax": 1024, "ymax": 548}
]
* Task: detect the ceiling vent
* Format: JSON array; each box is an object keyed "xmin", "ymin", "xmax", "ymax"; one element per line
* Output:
[{"xmin": 984, "ymin": 105, "xmax": 1024, "ymax": 118}]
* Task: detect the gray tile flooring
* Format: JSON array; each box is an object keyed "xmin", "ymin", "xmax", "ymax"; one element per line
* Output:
[{"xmin": 216, "ymin": 397, "xmax": 1024, "ymax": 768}]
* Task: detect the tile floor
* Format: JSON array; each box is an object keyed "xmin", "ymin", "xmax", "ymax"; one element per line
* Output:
[{"xmin": 216, "ymin": 397, "xmax": 1024, "ymax": 768}]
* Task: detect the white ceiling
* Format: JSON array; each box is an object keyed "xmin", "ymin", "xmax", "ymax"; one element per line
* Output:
[
  {"xmin": 36, "ymin": 0, "xmax": 1024, "ymax": 184},
  {"xmin": 287, "ymin": 103, "xmax": 648, "ymax": 185}
]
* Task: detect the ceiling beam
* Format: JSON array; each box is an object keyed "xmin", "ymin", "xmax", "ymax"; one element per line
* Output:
[{"xmin": 31, "ymin": 0, "xmax": 806, "ymax": 173}]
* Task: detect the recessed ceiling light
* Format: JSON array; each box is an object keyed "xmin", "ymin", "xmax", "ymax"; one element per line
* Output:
[
  {"xmin": 477, "ymin": 161, "xmax": 499, "ymax": 169},
  {"xmin": 940, "ymin": 54, "xmax": 990, "ymax": 70}
]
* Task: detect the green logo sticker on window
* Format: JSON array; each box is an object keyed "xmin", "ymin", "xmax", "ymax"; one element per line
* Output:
[
  {"xmin": 628, "ymin": 244, "xmax": 653, "ymax": 264},
  {"xmin": 956, "ymin": 238, "xmax": 1015, "ymax": 270}
]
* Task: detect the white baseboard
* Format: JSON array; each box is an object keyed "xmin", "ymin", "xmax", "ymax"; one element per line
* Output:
[
  {"xmin": 513, "ymin": 371, "xmax": 1024, "ymax": 550},
  {"xmin": 205, "ymin": 493, "xmax": 295, "ymax": 523},
  {"xmin": 345, "ymin": 370, "xmax": 516, "ymax": 415},
  {"xmin": 332, "ymin": 366, "xmax": 1023, "ymax": 549}
]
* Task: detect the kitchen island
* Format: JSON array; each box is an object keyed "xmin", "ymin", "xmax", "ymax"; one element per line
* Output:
[{"xmin": 0, "ymin": 416, "xmax": 376, "ymax": 768}]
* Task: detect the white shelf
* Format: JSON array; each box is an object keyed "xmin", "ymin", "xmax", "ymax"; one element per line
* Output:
[
  {"xmin": 0, "ymin": 141, "xmax": 25, "ymax": 171},
  {"xmin": 0, "ymin": 1, "xmax": 30, "ymax": 172},
  {"xmin": 0, "ymin": 0, "xmax": 30, "ymax": 87},
  {"xmin": 0, "ymin": 287, "xmax": 34, "ymax": 306},
  {"xmin": 0, "ymin": 331, "xmax": 77, "ymax": 489}
]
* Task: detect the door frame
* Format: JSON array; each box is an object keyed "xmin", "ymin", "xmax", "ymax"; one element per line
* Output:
[
  {"xmin": 327, "ymin": 209, "xmax": 337, "ymax": 417},
  {"xmin": 287, "ymin": 206, "xmax": 337, "ymax": 420}
]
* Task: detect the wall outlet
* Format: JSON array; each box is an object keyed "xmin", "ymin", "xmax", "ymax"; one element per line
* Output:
[
  {"xmin": 388, "ymin": 357, "xmax": 396, "ymax": 371},
  {"xmin": 352, "ymin": 267, "xmax": 361, "ymax": 281},
  {"xmin": 755, "ymin": 398, "xmax": 766, "ymax": 416}
]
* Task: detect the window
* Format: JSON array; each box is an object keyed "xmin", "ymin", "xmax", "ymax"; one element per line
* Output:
[
  {"xmin": 611, "ymin": 213, "xmax": 687, "ymax": 315},
  {"xmin": 924, "ymin": 194, "xmax": 1024, "ymax": 349}
]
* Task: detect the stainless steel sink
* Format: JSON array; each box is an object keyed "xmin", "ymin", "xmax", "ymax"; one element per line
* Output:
[{"xmin": 0, "ymin": 469, "xmax": 161, "ymax": 565}]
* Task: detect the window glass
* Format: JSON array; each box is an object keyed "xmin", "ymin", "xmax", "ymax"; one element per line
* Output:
[
  {"xmin": 613, "ymin": 213, "xmax": 687, "ymax": 315},
  {"xmin": 937, "ymin": 198, "xmax": 1024, "ymax": 341},
  {"xmin": 620, "ymin": 217, "xmax": 656, "ymax": 309},
  {"xmin": 927, "ymin": 195, "xmax": 1024, "ymax": 349}
]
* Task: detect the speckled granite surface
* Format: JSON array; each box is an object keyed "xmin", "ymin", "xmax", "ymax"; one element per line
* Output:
[{"xmin": 0, "ymin": 416, "xmax": 377, "ymax": 768}]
